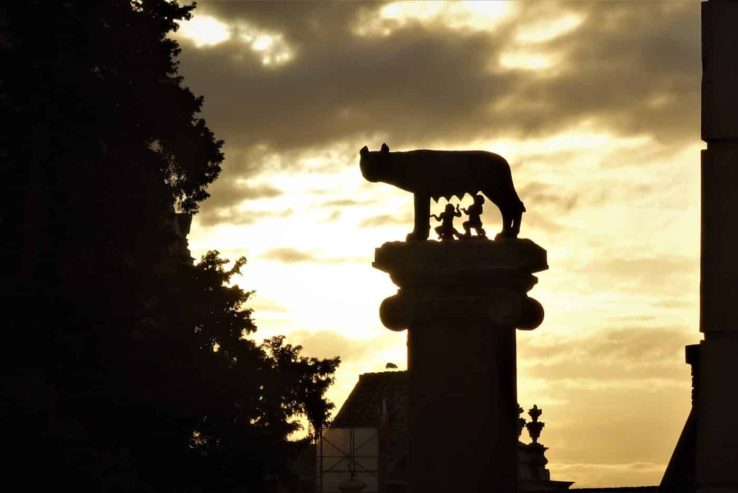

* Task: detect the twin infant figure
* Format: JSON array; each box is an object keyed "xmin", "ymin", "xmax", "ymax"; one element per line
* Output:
[{"xmin": 430, "ymin": 194, "xmax": 487, "ymax": 241}]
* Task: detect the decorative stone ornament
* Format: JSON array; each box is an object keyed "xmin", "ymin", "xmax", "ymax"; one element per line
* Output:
[{"xmin": 526, "ymin": 405, "xmax": 545, "ymax": 444}]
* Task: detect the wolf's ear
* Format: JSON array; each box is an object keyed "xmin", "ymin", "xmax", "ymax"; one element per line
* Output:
[
  {"xmin": 360, "ymin": 146, "xmax": 369, "ymax": 155},
  {"xmin": 381, "ymin": 143, "xmax": 389, "ymax": 153}
]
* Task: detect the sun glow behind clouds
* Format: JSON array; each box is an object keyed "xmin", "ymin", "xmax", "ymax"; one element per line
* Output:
[
  {"xmin": 471, "ymin": 124, "xmax": 652, "ymax": 158},
  {"xmin": 177, "ymin": 15, "xmax": 231, "ymax": 47},
  {"xmin": 354, "ymin": 0, "xmax": 516, "ymax": 36},
  {"xmin": 515, "ymin": 13, "xmax": 585, "ymax": 44},
  {"xmin": 499, "ymin": 50, "xmax": 558, "ymax": 71},
  {"xmin": 237, "ymin": 23, "xmax": 294, "ymax": 66},
  {"xmin": 495, "ymin": 11, "xmax": 583, "ymax": 72},
  {"xmin": 177, "ymin": 15, "xmax": 293, "ymax": 66}
]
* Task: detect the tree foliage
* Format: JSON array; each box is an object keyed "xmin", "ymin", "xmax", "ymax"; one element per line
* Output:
[{"xmin": 1, "ymin": 1, "xmax": 339, "ymax": 491}]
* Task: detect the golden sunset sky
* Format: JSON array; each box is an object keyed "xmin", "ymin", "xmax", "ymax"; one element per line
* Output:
[{"xmin": 173, "ymin": 1, "xmax": 702, "ymax": 487}]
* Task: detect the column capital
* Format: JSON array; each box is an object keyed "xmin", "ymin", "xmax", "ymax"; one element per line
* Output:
[
  {"xmin": 374, "ymin": 238, "xmax": 547, "ymax": 276},
  {"xmin": 373, "ymin": 239, "xmax": 548, "ymax": 331}
]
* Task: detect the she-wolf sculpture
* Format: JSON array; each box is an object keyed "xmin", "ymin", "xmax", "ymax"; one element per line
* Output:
[{"xmin": 359, "ymin": 143, "xmax": 526, "ymax": 241}]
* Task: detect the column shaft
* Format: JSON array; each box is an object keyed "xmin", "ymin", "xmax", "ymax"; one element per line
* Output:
[
  {"xmin": 408, "ymin": 320, "xmax": 517, "ymax": 493},
  {"xmin": 373, "ymin": 239, "xmax": 546, "ymax": 493}
]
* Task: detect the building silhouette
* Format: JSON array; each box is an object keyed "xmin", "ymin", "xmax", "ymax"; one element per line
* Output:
[{"xmin": 317, "ymin": 371, "xmax": 583, "ymax": 493}]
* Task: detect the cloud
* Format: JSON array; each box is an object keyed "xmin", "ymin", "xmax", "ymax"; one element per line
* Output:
[
  {"xmin": 261, "ymin": 247, "xmax": 315, "ymax": 263},
  {"xmin": 322, "ymin": 198, "xmax": 366, "ymax": 208},
  {"xmin": 197, "ymin": 205, "xmax": 292, "ymax": 227},
  {"xmin": 360, "ymin": 213, "xmax": 412, "ymax": 228},
  {"xmin": 578, "ymin": 253, "xmax": 698, "ymax": 296},
  {"xmin": 203, "ymin": 180, "xmax": 282, "ymax": 209},
  {"xmin": 177, "ymin": 1, "xmax": 699, "ymax": 159},
  {"xmin": 551, "ymin": 461, "xmax": 666, "ymax": 488},
  {"xmin": 281, "ymin": 330, "xmax": 397, "ymax": 362},
  {"xmin": 518, "ymin": 212, "xmax": 568, "ymax": 235},
  {"xmin": 324, "ymin": 210, "xmax": 341, "ymax": 222},
  {"xmin": 174, "ymin": 1, "xmax": 700, "ymax": 229},
  {"xmin": 494, "ymin": 3, "xmax": 700, "ymax": 146},
  {"xmin": 196, "ymin": 177, "xmax": 286, "ymax": 226},
  {"xmin": 519, "ymin": 325, "xmax": 696, "ymax": 386},
  {"xmin": 517, "ymin": 326, "xmax": 693, "ymax": 477},
  {"xmin": 518, "ymin": 181, "xmax": 579, "ymax": 213},
  {"xmin": 259, "ymin": 247, "xmax": 367, "ymax": 265},
  {"xmin": 248, "ymin": 296, "xmax": 288, "ymax": 314}
]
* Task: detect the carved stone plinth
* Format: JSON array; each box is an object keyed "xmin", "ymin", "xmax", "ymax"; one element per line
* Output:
[{"xmin": 373, "ymin": 239, "xmax": 547, "ymax": 493}]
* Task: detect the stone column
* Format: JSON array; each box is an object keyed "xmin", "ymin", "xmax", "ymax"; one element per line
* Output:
[
  {"xmin": 373, "ymin": 239, "xmax": 547, "ymax": 493},
  {"xmin": 699, "ymin": 2, "xmax": 738, "ymax": 492}
]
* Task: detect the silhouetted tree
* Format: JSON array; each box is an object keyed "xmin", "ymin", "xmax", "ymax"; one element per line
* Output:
[{"xmin": 1, "ymin": 1, "xmax": 338, "ymax": 491}]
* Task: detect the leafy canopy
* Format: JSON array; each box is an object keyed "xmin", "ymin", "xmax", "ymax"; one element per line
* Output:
[{"xmin": 1, "ymin": 1, "xmax": 339, "ymax": 491}]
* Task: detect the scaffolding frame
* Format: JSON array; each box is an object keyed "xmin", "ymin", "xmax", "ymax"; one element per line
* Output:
[{"xmin": 317, "ymin": 426, "xmax": 380, "ymax": 493}]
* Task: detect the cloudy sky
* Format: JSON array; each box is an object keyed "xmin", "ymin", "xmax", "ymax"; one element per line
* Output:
[{"xmin": 173, "ymin": 1, "xmax": 702, "ymax": 487}]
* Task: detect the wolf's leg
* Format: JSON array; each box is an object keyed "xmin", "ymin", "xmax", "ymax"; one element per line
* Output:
[
  {"xmin": 497, "ymin": 209, "xmax": 517, "ymax": 238},
  {"xmin": 498, "ymin": 210, "xmax": 511, "ymax": 237},
  {"xmin": 511, "ymin": 211, "xmax": 522, "ymax": 237},
  {"xmin": 407, "ymin": 192, "xmax": 430, "ymax": 241}
]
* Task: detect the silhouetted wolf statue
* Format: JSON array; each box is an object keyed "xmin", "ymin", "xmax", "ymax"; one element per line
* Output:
[{"xmin": 360, "ymin": 143, "xmax": 526, "ymax": 241}]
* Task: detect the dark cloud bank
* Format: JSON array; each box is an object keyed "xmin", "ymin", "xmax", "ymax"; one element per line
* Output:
[
  {"xmin": 178, "ymin": 1, "xmax": 700, "ymax": 220},
  {"xmin": 181, "ymin": 1, "xmax": 699, "ymax": 154}
]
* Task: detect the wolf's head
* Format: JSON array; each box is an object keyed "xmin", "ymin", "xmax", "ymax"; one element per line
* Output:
[{"xmin": 359, "ymin": 143, "xmax": 390, "ymax": 183}]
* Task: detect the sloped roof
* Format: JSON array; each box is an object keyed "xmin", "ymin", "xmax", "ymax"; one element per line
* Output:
[{"xmin": 331, "ymin": 371, "xmax": 407, "ymax": 428}]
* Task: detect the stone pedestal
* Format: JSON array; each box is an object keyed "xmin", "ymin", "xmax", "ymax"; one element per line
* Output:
[{"xmin": 373, "ymin": 239, "xmax": 547, "ymax": 493}]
